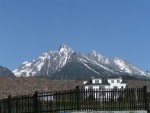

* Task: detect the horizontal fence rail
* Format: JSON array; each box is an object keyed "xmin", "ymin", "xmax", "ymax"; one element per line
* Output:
[{"xmin": 0, "ymin": 86, "xmax": 150, "ymax": 113}]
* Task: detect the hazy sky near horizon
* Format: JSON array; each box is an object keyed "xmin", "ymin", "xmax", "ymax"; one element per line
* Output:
[{"xmin": 0, "ymin": 0, "xmax": 150, "ymax": 71}]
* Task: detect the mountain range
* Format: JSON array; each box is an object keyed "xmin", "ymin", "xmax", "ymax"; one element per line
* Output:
[
  {"xmin": 13, "ymin": 44, "xmax": 150, "ymax": 80},
  {"xmin": 0, "ymin": 66, "xmax": 15, "ymax": 77}
]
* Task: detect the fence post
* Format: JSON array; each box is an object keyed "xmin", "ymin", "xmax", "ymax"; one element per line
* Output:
[
  {"xmin": 34, "ymin": 91, "xmax": 39, "ymax": 113},
  {"xmin": 8, "ymin": 95, "xmax": 11, "ymax": 113},
  {"xmin": 0, "ymin": 100, "xmax": 1, "ymax": 113},
  {"xmin": 76, "ymin": 86, "xmax": 80, "ymax": 111},
  {"xmin": 143, "ymin": 86, "xmax": 147, "ymax": 111}
]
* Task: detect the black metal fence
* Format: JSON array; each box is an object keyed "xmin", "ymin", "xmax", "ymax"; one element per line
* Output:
[{"xmin": 0, "ymin": 86, "xmax": 150, "ymax": 113}]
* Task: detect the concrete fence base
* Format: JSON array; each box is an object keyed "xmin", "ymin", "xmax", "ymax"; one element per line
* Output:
[{"xmin": 68, "ymin": 111, "xmax": 147, "ymax": 113}]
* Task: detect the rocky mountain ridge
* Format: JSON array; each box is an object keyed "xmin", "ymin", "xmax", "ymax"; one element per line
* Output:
[
  {"xmin": 0, "ymin": 66, "xmax": 15, "ymax": 77},
  {"xmin": 13, "ymin": 44, "xmax": 150, "ymax": 79}
]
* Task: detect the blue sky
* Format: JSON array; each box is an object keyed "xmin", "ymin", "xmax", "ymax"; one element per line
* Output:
[{"xmin": 0, "ymin": 0, "xmax": 150, "ymax": 71}]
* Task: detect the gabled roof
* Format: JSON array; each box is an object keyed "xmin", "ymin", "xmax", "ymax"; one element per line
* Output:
[
  {"xmin": 83, "ymin": 76, "xmax": 127, "ymax": 86},
  {"xmin": 84, "ymin": 78, "xmax": 110, "ymax": 86},
  {"xmin": 107, "ymin": 76, "xmax": 122, "ymax": 79},
  {"xmin": 107, "ymin": 76, "xmax": 127, "ymax": 84},
  {"xmin": 121, "ymin": 79, "xmax": 128, "ymax": 84}
]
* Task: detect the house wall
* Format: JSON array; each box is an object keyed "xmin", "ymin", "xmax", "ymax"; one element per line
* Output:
[
  {"xmin": 84, "ymin": 85, "xmax": 110, "ymax": 90},
  {"xmin": 120, "ymin": 83, "xmax": 126, "ymax": 89},
  {"xmin": 84, "ymin": 86, "xmax": 100, "ymax": 90},
  {"xmin": 108, "ymin": 79, "xmax": 126, "ymax": 89},
  {"xmin": 92, "ymin": 79, "xmax": 102, "ymax": 84},
  {"xmin": 104, "ymin": 86, "xmax": 110, "ymax": 89},
  {"xmin": 84, "ymin": 86, "xmax": 89, "ymax": 90},
  {"xmin": 84, "ymin": 78, "xmax": 127, "ymax": 90}
]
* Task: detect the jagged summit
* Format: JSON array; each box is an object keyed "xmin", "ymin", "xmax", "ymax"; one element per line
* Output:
[
  {"xmin": 13, "ymin": 44, "xmax": 150, "ymax": 79},
  {"xmin": 58, "ymin": 44, "xmax": 74, "ymax": 53},
  {"xmin": 90, "ymin": 50, "xmax": 97, "ymax": 56},
  {"xmin": 87, "ymin": 50, "xmax": 109, "ymax": 65}
]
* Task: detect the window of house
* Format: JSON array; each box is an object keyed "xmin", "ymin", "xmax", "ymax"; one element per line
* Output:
[
  {"xmin": 95, "ymin": 80, "xmax": 99, "ymax": 83},
  {"xmin": 111, "ymin": 80, "xmax": 114, "ymax": 83},
  {"xmin": 117, "ymin": 80, "xmax": 120, "ymax": 83}
]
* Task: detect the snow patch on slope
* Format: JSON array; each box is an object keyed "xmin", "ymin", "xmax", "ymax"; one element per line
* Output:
[
  {"xmin": 83, "ymin": 56, "xmax": 115, "ymax": 73},
  {"xmin": 111, "ymin": 57, "xmax": 132, "ymax": 73},
  {"xmin": 79, "ymin": 58, "xmax": 100, "ymax": 75}
]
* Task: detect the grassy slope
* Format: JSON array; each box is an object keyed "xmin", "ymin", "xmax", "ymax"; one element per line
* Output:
[{"xmin": 0, "ymin": 77, "xmax": 149, "ymax": 99}]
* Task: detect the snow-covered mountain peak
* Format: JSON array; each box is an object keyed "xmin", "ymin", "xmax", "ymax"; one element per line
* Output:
[
  {"xmin": 111, "ymin": 57, "xmax": 123, "ymax": 61},
  {"xmin": 90, "ymin": 50, "xmax": 97, "ymax": 56},
  {"xmin": 13, "ymin": 45, "xmax": 150, "ymax": 79},
  {"xmin": 87, "ymin": 50, "xmax": 109, "ymax": 64},
  {"xmin": 88, "ymin": 50, "xmax": 102, "ymax": 58},
  {"xmin": 110, "ymin": 57, "xmax": 129, "ymax": 68},
  {"xmin": 58, "ymin": 44, "xmax": 74, "ymax": 53},
  {"xmin": 13, "ymin": 44, "xmax": 75, "ymax": 77},
  {"xmin": 22, "ymin": 61, "xmax": 30, "ymax": 65}
]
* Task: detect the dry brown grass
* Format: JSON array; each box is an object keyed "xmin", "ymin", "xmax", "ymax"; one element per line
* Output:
[{"xmin": 0, "ymin": 77, "xmax": 149, "ymax": 99}]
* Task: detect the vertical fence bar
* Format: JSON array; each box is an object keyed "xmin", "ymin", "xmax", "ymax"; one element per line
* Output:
[
  {"xmin": 147, "ymin": 92, "xmax": 150, "ymax": 113},
  {"xmin": 90, "ymin": 88, "xmax": 92, "ymax": 111},
  {"xmin": 95, "ymin": 89, "xmax": 97, "ymax": 111},
  {"xmin": 131, "ymin": 88, "xmax": 134, "ymax": 110},
  {"xmin": 27, "ymin": 95, "xmax": 30, "ymax": 113},
  {"xmin": 63, "ymin": 91, "xmax": 66, "ymax": 112},
  {"xmin": 34, "ymin": 91, "xmax": 39, "ymax": 113},
  {"xmin": 58, "ymin": 91, "xmax": 61, "ymax": 111},
  {"xmin": 80, "ymin": 89, "xmax": 82, "ymax": 111},
  {"xmin": 55, "ymin": 91, "xmax": 58, "ymax": 111},
  {"xmin": 8, "ymin": 95, "xmax": 11, "ymax": 113},
  {"xmin": 85, "ymin": 88, "xmax": 87, "ymax": 111},
  {"xmin": 87, "ymin": 88, "xmax": 89, "ymax": 111},
  {"xmin": 127, "ymin": 88, "xmax": 129, "ymax": 110},
  {"xmin": 130, "ymin": 88, "xmax": 132, "ymax": 110},
  {"xmin": 107, "ymin": 89, "xmax": 109, "ymax": 111},
  {"xmin": 137, "ymin": 88, "xmax": 139, "ymax": 110},
  {"xmin": 139, "ymin": 88, "xmax": 141, "ymax": 110},
  {"xmin": 140, "ymin": 87, "xmax": 143, "ymax": 110},
  {"xmin": 143, "ymin": 86, "xmax": 147, "ymax": 111},
  {"xmin": 110, "ymin": 89, "xmax": 113, "ymax": 111},
  {"xmin": 91, "ymin": 88, "xmax": 93, "ymax": 111},
  {"xmin": 62, "ymin": 91, "xmax": 64, "ymax": 111},
  {"xmin": 119, "ymin": 88, "xmax": 121, "ymax": 110},
  {"xmin": 76, "ymin": 86, "xmax": 80, "ymax": 111},
  {"xmin": 69, "ymin": 90, "xmax": 71, "ymax": 111},
  {"xmin": 133, "ymin": 88, "xmax": 136, "ymax": 110},
  {"xmin": 21, "ymin": 96, "xmax": 23, "ymax": 113},
  {"xmin": 0, "ymin": 100, "xmax": 1, "ymax": 113}
]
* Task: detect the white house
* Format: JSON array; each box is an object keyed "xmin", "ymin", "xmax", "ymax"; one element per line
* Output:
[
  {"xmin": 84, "ymin": 77, "xmax": 110, "ymax": 90},
  {"xmin": 107, "ymin": 77, "xmax": 127, "ymax": 89},
  {"xmin": 83, "ymin": 77, "xmax": 127, "ymax": 100},
  {"xmin": 83, "ymin": 77, "xmax": 127, "ymax": 90}
]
